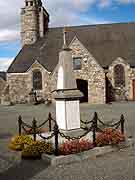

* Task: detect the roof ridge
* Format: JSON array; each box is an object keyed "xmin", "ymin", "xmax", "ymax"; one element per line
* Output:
[{"xmin": 49, "ymin": 22, "xmax": 135, "ymax": 30}]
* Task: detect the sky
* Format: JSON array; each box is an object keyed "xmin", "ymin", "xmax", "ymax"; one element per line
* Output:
[{"xmin": 0, "ymin": 0, "xmax": 135, "ymax": 71}]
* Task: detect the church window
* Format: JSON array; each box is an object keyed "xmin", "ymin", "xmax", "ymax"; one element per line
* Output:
[
  {"xmin": 114, "ymin": 64, "xmax": 125, "ymax": 87},
  {"xmin": 30, "ymin": 1, "xmax": 33, "ymax": 6},
  {"xmin": 73, "ymin": 57, "xmax": 82, "ymax": 70},
  {"xmin": 33, "ymin": 70, "xmax": 42, "ymax": 90}
]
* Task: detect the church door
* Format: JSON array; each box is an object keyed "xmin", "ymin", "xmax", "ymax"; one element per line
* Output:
[
  {"xmin": 76, "ymin": 79, "xmax": 88, "ymax": 103},
  {"xmin": 132, "ymin": 80, "xmax": 135, "ymax": 100},
  {"xmin": 105, "ymin": 76, "xmax": 115, "ymax": 103}
]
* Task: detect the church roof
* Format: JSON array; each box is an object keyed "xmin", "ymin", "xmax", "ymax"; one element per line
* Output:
[
  {"xmin": 8, "ymin": 22, "xmax": 135, "ymax": 73},
  {"xmin": 0, "ymin": 72, "xmax": 6, "ymax": 81}
]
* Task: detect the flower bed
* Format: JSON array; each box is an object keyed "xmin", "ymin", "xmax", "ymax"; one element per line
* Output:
[
  {"xmin": 59, "ymin": 139, "xmax": 94, "ymax": 155},
  {"xmin": 96, "ymin": 128, "xmax": 125, "ymax": 147},
  {"xmin": 8, "ymin": 135, "xmax": 33, "ymax": 151},
  {"xmin": 9, "ymin": 135, "xmax": 53, "ymax": 159},
  {"xmin": 9, "ymin": 128, "xmax": 125, "ymax": 159},
  {"xmin": 21, "ymin": 141, "xmax": 53, "ymax": 159}
]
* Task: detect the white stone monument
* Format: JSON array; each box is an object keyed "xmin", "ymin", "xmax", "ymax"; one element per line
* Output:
[{"xmin": 53, "ymin": 28, "xmax": 83, "ymax": 132}]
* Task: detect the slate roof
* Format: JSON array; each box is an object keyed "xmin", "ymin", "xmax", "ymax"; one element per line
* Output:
[
  {"xmin": 8, "ymin": 22, "xmax": 135, "ymax": 73},
  {"xmin": 0, "ymin": 72, "xmax": 6, "ymax": 81}
]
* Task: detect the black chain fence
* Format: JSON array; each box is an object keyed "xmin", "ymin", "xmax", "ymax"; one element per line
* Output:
[{"xmin": 18, "ymin": 112, "xmax": 125, "ymax": 156}]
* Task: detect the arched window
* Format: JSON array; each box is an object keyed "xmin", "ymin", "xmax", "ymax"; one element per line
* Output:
[
  {"xmin": 33, "ymin": 70, "xmax": 42, "ymax": 90},
  {"xmin": 114, "ymin": 64, "xmax": 125, "ymax": 87}
]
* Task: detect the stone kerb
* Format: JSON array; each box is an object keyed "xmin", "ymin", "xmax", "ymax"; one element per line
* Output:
[{"xmin": 42, "ymin": 138, "xmax": 135, "ymax": 166}]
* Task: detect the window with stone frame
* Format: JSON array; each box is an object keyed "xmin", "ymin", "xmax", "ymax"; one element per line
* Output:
[
  {"xmin": 73, "ymin": 57, "xmax": 82, "ymax": 70},
  {"xmin": 33, "ymin": 70, "xmax": 42, "ymax": 90},
  {"xmin": 30, "ymin": 1, "xmax": 33, "ymax": 6},
  {"xmin": 114, "ymin": 64, "xmax": 125, "ymax": 87}
]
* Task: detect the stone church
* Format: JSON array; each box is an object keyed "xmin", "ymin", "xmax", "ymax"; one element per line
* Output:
[{"xmin": 1, "ymin": 0, "xmax": 135, "ymax": 105}]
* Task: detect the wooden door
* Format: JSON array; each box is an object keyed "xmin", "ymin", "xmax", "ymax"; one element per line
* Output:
[{"xmin": 133, "ymin": 80, "xmax": 135, "ymax": 100}]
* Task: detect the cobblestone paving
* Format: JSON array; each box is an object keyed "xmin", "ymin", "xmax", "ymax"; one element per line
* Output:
[{"xmin": 0, "ymin": 102, "xmax": 135, "ymax": 180}]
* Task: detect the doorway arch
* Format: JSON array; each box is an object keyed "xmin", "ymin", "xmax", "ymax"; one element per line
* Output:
[{"xmin": 76, "ymin": 79, "xmax": 88, "ymax": 103}]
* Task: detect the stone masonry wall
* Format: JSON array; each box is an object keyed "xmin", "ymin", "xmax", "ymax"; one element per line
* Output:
[
  {"xmin": 0, "ymin": 78, "xmax": 7, "ymax": 103},
  {"xmin": 51, "ymin": 38, "xmax": 105, "ymax": 104},
  {"xmin": 7, "ymin": 61, "xmax": 51, "ymax": 104},
  {"xmin": 107, "ymin": 57, "xmax": 131, "ymax": 101}
]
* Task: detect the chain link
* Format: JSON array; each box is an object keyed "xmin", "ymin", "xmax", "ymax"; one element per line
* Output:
[
  {"xmin": 81, "ymin": 119, "xmax": 93, "ymax": 125},
  {"xmin": 37, "ymin": 119, "xmax": 49, "ymax": 128},
  {"xmin": 22, "ymin": 121, "xmax": 32, "ymax": 128},
  {"xmin": 22, "ymin": 125, "xmax": 31, "ymax": 133},
  {"xmin": 38, "ymin": 132, "xmax": 55, "ymax": 140},
  {"xmin": 97, "ymin": 118, "xmax": 121, "ymax": 128},
  {"xmin": 59, "ymin": 126, "xmax": 93, "ymax": 140}
]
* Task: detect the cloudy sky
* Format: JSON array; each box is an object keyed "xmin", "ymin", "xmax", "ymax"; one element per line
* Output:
[{"xmin": 0, "ymin": 0, "xmax": 135, "ymax": 71}]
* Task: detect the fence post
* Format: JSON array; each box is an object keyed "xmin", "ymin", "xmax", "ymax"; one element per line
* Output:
[
  {"xmin": 18, "ymin": 115, "xmax": 22, "ymax": 136},
  {"xmin": 120, "ymin": 114, "xmax": 125, "ymax": 134},
  {"xmin": 48, "ymin": 113, "xmax": 52, "ymax": 132},
  {"xmin": 92, "ymin": 112, "xmax": 98, "ymax": 147},
  {"xmin": 32, "ymin": 118, "xmax": 37, "ymax": 141},
  {"xmin": 54, "ymin": 122, "xmax": 59, "ymax": 156}
]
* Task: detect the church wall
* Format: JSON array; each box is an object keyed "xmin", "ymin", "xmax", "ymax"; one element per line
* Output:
[
  {"xmin": 7, "ymin": 73, "xmax": 31, "ymax": 103},
  {"xmin": 107, "ymin": 58, "xmax": 131, "ymax": 101},
  {"xmin": 7, "ymin": 61, "xmax": 51, "ymax": 104},
  {"xmin": 128, "ymin": 68, "xmax": 135, "ymax": 100},
  {"xmin": 70, "ymin": 38, "xmax": 105, "ymax": 104},
  {"xmin": 51, "ymin": 38, "xmax": 105, "ymax": 104},
  {"xmin": 0, "ymin": 78, "xmax": 7, "ymax": 103},
  {"xmin": 27, "ymin": 61, "xmax": 51, "ymax": 100}
]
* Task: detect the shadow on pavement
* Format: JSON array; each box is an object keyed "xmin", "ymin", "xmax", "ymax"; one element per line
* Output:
[{"xmin": 0, "ymin": 159, "xmax": 49, "ymax": 180}]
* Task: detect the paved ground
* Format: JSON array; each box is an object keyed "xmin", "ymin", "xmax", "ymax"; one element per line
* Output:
[
  {"xmin": 0, "ymin": 102, "xmax": 134, "ymax": 136},
  {"xmin": 0, "ymin": 102, "xmax": 135, "ymax": 179}
]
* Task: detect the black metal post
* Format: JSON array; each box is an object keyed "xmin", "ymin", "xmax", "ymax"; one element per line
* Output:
[
  {"xmin": 92, "ymin": 112, "xmax": 98, "ymax": 147},
  {"xmin": 120, "ymin": 114, "xmax": 125, "ymax": 134},
  {"xmin": 54, "ymin": 122, "xmax": 59, "ymax": 156},
  {"xmin": 32, "ymin": 118, "xmax": 37, "ymax": 141},
  {"xmin": 48, "ymin": 113, "xmax": 52, "ymax": 132},
  {"xmin": 18, "ymin": 115, "xmax": 22, "ymax": 136}
]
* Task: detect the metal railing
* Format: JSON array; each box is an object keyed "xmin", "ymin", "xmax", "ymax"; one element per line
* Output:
[{"xmin": 18, "ymin": 112, "xmax": 125, "ymax": 156}]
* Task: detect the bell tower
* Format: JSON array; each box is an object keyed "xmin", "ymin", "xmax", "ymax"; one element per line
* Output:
[{"xmin": 21, "ymin": 0, "xmax": 49, "ymax": 46}]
